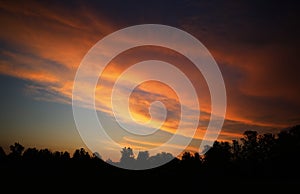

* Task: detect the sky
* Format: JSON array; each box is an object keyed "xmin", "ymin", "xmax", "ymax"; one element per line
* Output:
[{"xmin": 0, "ymin": 0, "xmax": 299, "ymax": 161}]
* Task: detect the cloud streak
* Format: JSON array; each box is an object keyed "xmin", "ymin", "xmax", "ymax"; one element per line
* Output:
[{"xmin": 1, "ymin": 0, "xmax": 299, "ymax": 159}]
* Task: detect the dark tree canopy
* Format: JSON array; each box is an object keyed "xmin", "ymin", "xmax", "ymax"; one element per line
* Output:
[{"xmin": 1, "ymin": 125, "xmax": 300, "ymax": 183}]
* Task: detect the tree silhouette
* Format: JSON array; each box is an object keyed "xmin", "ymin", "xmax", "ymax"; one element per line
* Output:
[
  {"xmin": 258, "ymin": 133, "xmax": 276, "ymax": 160},
  {"xmin": 9, "ymin": 142, "xmax": 24, "ymax": 159},
  {"xmin": 23, "ymin": 147, "xmax": 39, "ymax": 161},
  {"xmin": 137, "ymin": 150, "xmax": 149, "ymax": 161},
  {"xmin": 119, "ymin": 147, "xmax": 135, "ymax": 168},
  {"xmin": 135, "ymin": 151, "xmax": 150, "ymax": 169},
  {"xmin": 232, "ymin": 139, "xmax": 241, "ymax": 161},
  {"xmin": 73, "ymin": 148, "xmax": 90, "ymax": 160},
  {"xmin": 93, "ymin": 152, "xmax": 102, "ymax": 160},
  {"xmin": 148, "ymin": 152, "xmax": 174, "ymax": 168},
  {"xmin": 180, "ymin": 151, "xmax": 202, "ymax": 174},
  {"xmin": 0, "ymin": 146, "xmax": 6, "ymax": 161},
  {"xmin": 52, "ymin": 151, "xmax": 70, "ymax": 161},
  {"xmin": 204, "ymin": 141, "xmax": 232, "ymax": 176},
  {"xmin": 241, "ymin": 131, "xmax": 258, "ymax": 162},
  {"xmin": 38, "ymin": 148, "xmax": 53, "ymax": 161},
  {"xmin": 1, "ymin": 125, "xmax": 300, "ymax": 182},
  {"xmin": 181, "ymin": 151, "xmax": 192, "ymax": 161},
  {"xmin": 276, "ymin": 125, "xmax": 300, "ymax": 177}
]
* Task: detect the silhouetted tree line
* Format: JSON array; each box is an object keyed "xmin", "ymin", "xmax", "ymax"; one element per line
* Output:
[{"xmin": 1, "ymin": 125, "xmax": 300, "ymax": 181}]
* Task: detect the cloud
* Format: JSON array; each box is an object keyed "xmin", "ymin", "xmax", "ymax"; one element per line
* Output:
[
  {"xmin": 1, "ymin": 0, "xmax": 299, "ymax": 160},
  {"xmin": 179, "ymin": 1, "xmax": 300, "ymax": 129},
  {"xmin": 0, "ymin": 1, "xmax": 118, "ymax": 104},
  {"xmin": 214, "ymin": 44, "xmax": 300, "ymax": 128}
]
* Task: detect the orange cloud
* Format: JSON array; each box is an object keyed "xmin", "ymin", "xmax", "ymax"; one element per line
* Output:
[
  {"xmin": 129, "ymin": 81, "xmax": 180, "ymax": 131},
  {"xmin": 0, "ymin": 1, "xmax": 117, "ymax": 104},
  {"xmin": 201, "ymin": 38, "xmax": 300, "ymax": 129},
  {"xmin": 1, "ymin": 0, "xmax": 298, "ymax": 161}
]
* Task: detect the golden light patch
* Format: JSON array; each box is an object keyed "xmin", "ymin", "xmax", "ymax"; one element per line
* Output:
[{"xmin": 129, "ymin": 80, "xmax": 180, "ymax": 132}]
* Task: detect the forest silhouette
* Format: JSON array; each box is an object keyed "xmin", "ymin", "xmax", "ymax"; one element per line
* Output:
[{"xmin": 1, "ymin": 125, "xmax": 300, "ymax": 184}]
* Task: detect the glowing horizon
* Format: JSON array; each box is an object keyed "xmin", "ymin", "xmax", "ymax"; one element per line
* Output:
[{"xmin": 1, "ymin": 1, "xmax": 299, "ymax": 162}]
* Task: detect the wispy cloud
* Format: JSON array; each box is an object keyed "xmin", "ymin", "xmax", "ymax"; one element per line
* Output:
[{"xmin": 1, "ymin": 0, "xmax": 299, "ymax": 160}]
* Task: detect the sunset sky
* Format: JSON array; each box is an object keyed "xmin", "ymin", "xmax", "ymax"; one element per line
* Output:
[{"xmin": 0, "ymin": 0, "xmax": 299, "ymax": 161}]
